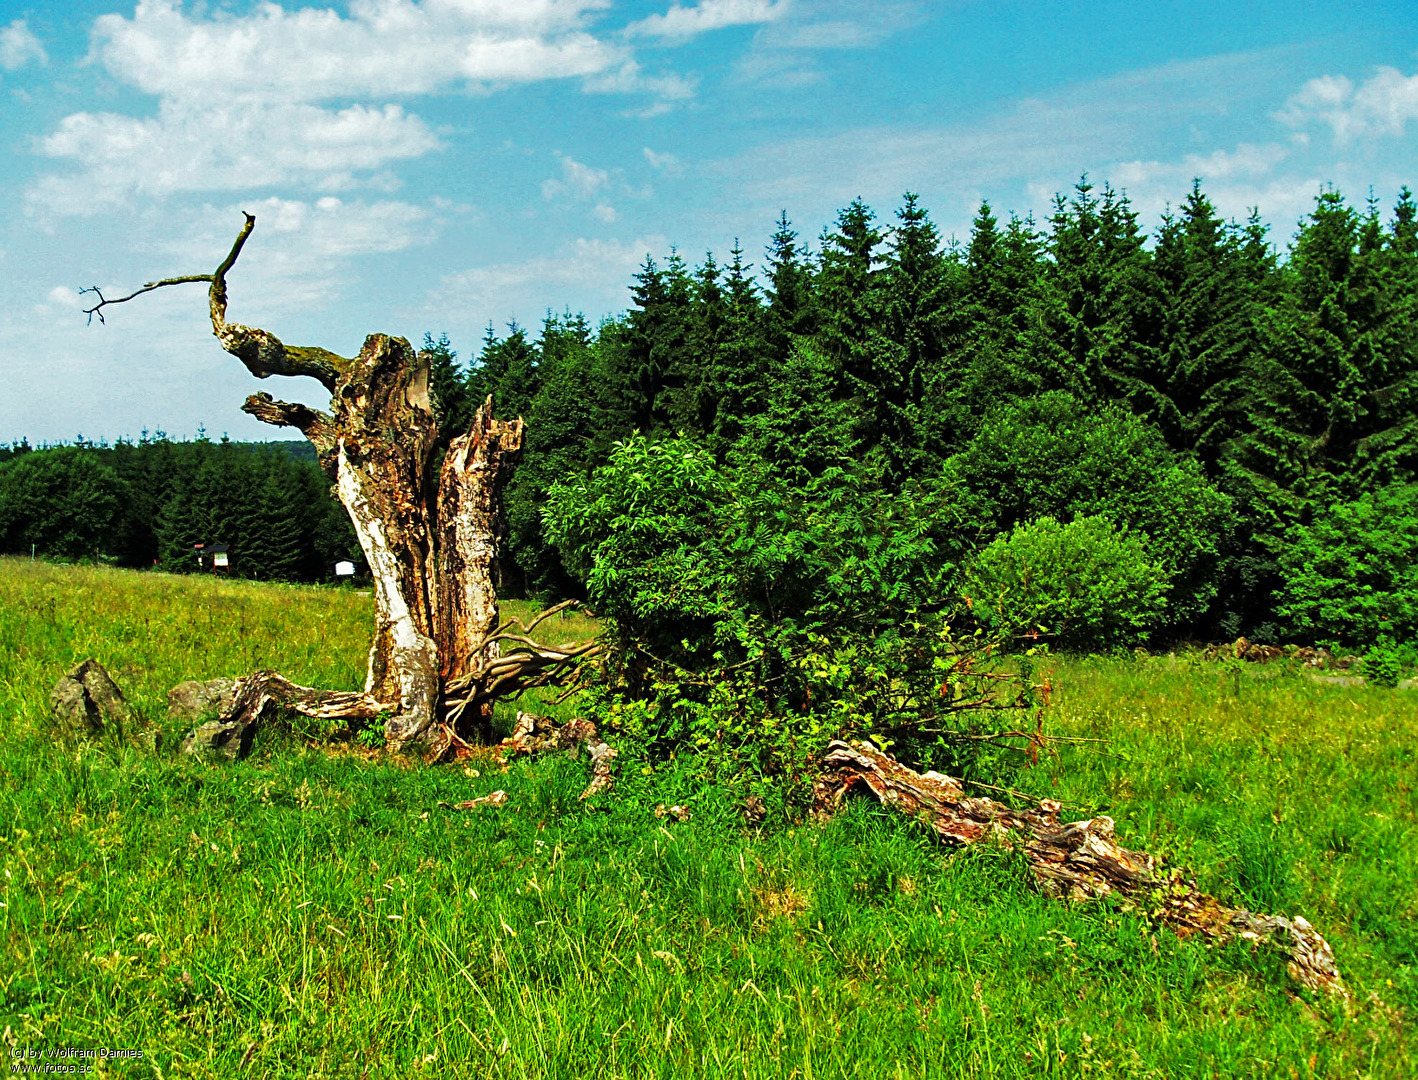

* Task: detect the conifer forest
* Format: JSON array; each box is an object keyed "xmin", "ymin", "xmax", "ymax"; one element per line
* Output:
[{"xmin": 3, "ymin": 178, "xmax": 1415, "ymax": 654}]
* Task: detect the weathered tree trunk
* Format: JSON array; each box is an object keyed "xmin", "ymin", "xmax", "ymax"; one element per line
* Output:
[
  {"xmin": 434, "ymin": 400, "xmax": 525, "ymax": 742},
  {"xmin": 91, "ymin": 214, "xmax": 590, "ymax": 754},
  {"xmin": 814, "ymin": 740, "xmax": 1345, "ymax": 996}
]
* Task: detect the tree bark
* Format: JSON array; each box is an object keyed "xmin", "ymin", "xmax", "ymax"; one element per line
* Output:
[{"xmin": 814, "ymin": 739, "xmax": 1345, "ymax": 996}]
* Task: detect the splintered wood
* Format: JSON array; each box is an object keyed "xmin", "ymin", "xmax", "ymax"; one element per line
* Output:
[{"xmin": 813, "ymin": 739, "xmax": 1345, "ymax": 996}]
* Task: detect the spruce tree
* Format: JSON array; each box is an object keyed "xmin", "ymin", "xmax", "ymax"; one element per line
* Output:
[
  {"xmin": 763, "ymin": 212, "xmax": 816, "ymax": 365},
  {"xmin": 1148, "ymin": 182, "xmax": 1268, "ymax": 469},
  {"xmin": 706, "ymin": 241, "xmax": 766, "ymax": 449},
  {"xmin": 817, "ymin": 198, "xmax": 887, "ymax": 468},
  {"xmin": 1034, "ymin": 178, "xmax": 1159, "ymax": 405},
  {"xmin": 1237, "ymin": 187, "xmax": 1417, "ymax": 503},
  {"xmin": 933, "ymin": 207, "xmax": 1048, "ymax": 448},
  {"xmin": 877, "ymin": 193, "xmax": 952, "ymax": 478},
  {"xmin": 623, "ymin": 253, "xmax": 694, "ymax": 433}
]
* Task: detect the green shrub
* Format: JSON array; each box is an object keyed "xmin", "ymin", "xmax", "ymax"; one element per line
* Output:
[
  {"xmin": 1362, "ymin": 638, "xmax": 1407, "ymax": 688},
  {"xmin": 546, "ymin": 435, "xmax": 1035, "ymax": 794},
  {"xmin": 1278, "ymin": 483, "xmax": 1418, "ymax": 648},
  {"xmin": 964, "ymin": 515, "xmax": 1169, "ymax": 651},
  {"xmin": 938, "ymin": 392, "xmax": 1234, "ymax": 632}
]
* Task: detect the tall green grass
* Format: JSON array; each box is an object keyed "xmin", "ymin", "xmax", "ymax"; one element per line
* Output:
[{"xmin": 0, "ymin": 559, "xmax": 1413, "ymax": 1077}]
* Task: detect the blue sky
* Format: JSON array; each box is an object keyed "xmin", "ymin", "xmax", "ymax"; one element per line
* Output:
[{"xmin": 2, "ymin": 0, "xmax": 1416, "ymax": 444}]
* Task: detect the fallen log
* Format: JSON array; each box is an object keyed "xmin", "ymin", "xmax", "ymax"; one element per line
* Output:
[{"xmin": 813, "ymin": 739, "xmax": 1345, "ymax": 996}]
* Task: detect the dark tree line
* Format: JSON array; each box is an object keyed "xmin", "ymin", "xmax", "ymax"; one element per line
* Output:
[
  {"xmin": 3, "ymin": 177, "xmax": 1414, "ymax": 646},
  {"xmin": 444, "ymin": 178, "xmax": 1418, "ymax": 647},
  {"xmin": 0, "ymin": 434, "xmax": 358, "ymax": 582}
]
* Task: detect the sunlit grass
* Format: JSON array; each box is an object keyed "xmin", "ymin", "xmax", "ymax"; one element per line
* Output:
[{"xmin": 0, "ymin": 559, "xmax": 1413, "ymax": 1077}]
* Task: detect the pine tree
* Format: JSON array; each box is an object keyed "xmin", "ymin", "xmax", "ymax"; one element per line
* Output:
[
  {"xmin": 706, "ymin": 241, "xmax": 766, "ymax": 449},
  {"xmin": 623, "ymin": 253, "xmax": 694, "ymax": 433},
  {"xmin": 1148, "ymin": 182, "xmax": 1270, "ymax": 469},
  {"xmin": 817, "ymin": 199, "xmax": 886, "ymax": 466},
  {"xmin": 876, "ymin": 192, "xmax": 952, "ymax": 478},
  {"xmin": 1237, "ymin": 187, "xmax": 1417, "ymax": 503},
  {"xmin": 155, "ymin": 449, "xmax": 203, "ymax": 572},
  {"xmin": 668, "ymin": 251, "xmax": 728, "ymax": 435},
  {"xmin": 933, "ymin": 207, "xmax": 1048, "ymax": 448},
  {"xmin": 240, "ymin": 452, "xmax": 307, "ymax": 581},
  {"xmin": 501, "ymin": 314, "xmax": 608, "ymax": 598},
  {"xmin": 1034, "ymin": 178, "xmax": 1159, "ymax": 404}
]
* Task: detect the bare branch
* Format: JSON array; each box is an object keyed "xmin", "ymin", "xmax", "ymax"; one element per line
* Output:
[
  {"xmin": 83, "ymin": 211, "xmax": 350, "ymax": 390},
  {"xmin": 82, "ymin": 276, "xmax": 214, "ymax": 325},
  {"xmin": 242, "ymin": 392, "xmax": 339, "ymax": 475},
  {"xmin": 492, "ymin": 599, "xmax": 581, "ymax": 639}
]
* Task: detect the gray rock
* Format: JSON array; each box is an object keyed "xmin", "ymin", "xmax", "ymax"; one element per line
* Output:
[
  {"xmin": 166, "ymin": 678, "xmax": 237, "ymax": 724},
  {"xmin": 179, "ymin": 718, "xmax": 255, "ymax": 762},
  {"xmin": 49, "ymin": 659, "xmax": 133, "ymax": 738}
]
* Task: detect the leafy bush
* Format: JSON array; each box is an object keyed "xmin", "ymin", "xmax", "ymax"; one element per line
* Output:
[
  {"xmin": 545, "ymin": 435, "xmax": 1037, "ymax": 797},
  {"xmin": 1362, "ymin": 638, "xmax": 1407, "ymax": 689},
  {"xmin": 938, "ymin": 392, "xmax": 1234, "ymax": 633},
  {"xmin": 1278, "ymin": 483, "xmax": 1418, "ymax": 648},
  {"xmin": 963, "ymin": 516, "xmax": 1169, "ymax": 650}
]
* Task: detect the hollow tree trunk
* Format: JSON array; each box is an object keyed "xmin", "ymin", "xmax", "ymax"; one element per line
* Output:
[
  {"xmin": 245, "ymin": 337, "xmax": 528, "ymax": 752},
  {"xmin": 90, "ymin": 213, "xmax": 579, "ymax": 754},
  {"xmin": 435, "ymin": 401, "xmax": 525, "ymax": 741}
]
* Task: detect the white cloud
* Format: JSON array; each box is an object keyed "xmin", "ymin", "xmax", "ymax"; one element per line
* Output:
[
  {"xmin": 31, "ymin": 0, "xmax": 697, "ymax": 215},
  {"xmin": 628, "ymin": 0, "xmax": 789, "ymax": 41},
  {"xmin": 93, "ymin": 0, "xmax": 622, "ymax": 102},
  {"xmin": 31, "ymin": 101, "xmax": 439, "ymax": 216},
  {"xmin": 1281, "ymin": 66, "xmax": 1418, "ymax": 142},
  {"xmin": 643, "ymin": 147, "xmax": 683, "ymax": 174},
  {"xmin": 36, "ymin": 285, "xmax": 82, "ymax": 318},
  {"xmin": 0, "ymin": 19, "xmax": 46, "ymax": 70},
  {"xmin": 726, "ymin": 50, "xmax": 1315, "ymax": 227},
  {"xmin": 542, "ymin": 155, "xmax": 611, "ymax": 200},
  {"xmin": 593, "ymin": 202, "xmax": 617, "ymax": 222},
  {"xmin": 729, "ymin": 1, "xmax": 920, "ymax": 87},
  {"xmin": 1110, "ymin": 143, "xmax": 1290, "ymax": 193},
  {"xmin": 581, "ymin": 57, "xmax": 696, "ymax": 101},
  {"xmin": 147, "ymin": 198, "xmax": 436, "ymax": 315}
]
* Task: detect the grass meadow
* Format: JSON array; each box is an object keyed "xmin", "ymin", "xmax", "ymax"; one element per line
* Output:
[{"xmin": 0, "ymin": 557, "xmax": 1414, "ymax": 1077}]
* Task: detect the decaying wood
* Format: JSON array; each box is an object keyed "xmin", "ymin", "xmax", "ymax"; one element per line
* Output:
[
  {"xmin": 178, "ymin": 670, "xmax": 391, "ymax": 759},
  {"xmin": 499, "ymin": 711, "xmax": 617, "ymax": 800},
  {"xmin": 435, "ymin": 397, "xmax": 525, "ymax": 740},
  {"xmin": 223, "ymin": 671, "xmax": 390, "ymax": 729},
  {"xmin": 443, "ymin": 602, "xmax": 601, "ymax": 739},
  {"xmin": 814, "ymin": 739, "xmax": 1345, "ymax": 996},
  {"xmin": 90, "ymin": 214, "xmax": 597, "ymax": 754}
]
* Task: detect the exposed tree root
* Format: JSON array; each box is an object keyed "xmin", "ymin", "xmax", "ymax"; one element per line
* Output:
[
  {"xmin": 179, "ymin": 671, "xmax": 391, "ymax": 760},
  {"xmin": 813, "ymin": 739, "xmax": 1345, "ymax": 996}
]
